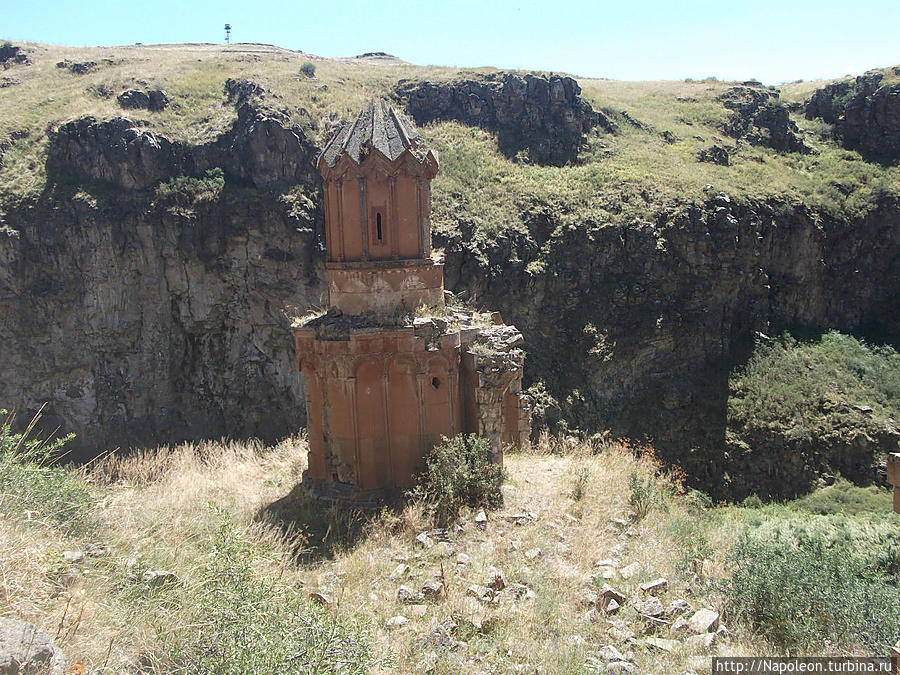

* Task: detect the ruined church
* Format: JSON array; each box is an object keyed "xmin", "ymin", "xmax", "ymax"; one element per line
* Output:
[{"xmin": 293, "ymin": 100, "xmax": 530, "ymax": 503}]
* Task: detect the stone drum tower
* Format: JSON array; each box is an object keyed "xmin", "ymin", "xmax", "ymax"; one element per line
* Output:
[{"xmin": 293, "ymin": 100, "xmax": 530, "ymax": 504}]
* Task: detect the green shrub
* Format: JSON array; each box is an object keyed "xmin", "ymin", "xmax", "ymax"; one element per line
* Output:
[
  {"xmin": 726, "ymin": 331, "xmax": 900, "ymax": 496},
  {"xmin": 0, "ymin": 408, "xmax": 90, "ymax": 532},
  {"xmin": 154, "ymin": 509, "xmax": 370, "ymax": 674},
  {"xmin": 409, "ymin": 434, "xmax": 505, "ymax": 525},
  {"xmin": 627, "ymin": 471, "xmax": 668, "ymax": 520},
  {"xmin": 155, "ymin": 167, "xmax": 225, "ymax": 206},
  {"xmin": 300, "ymin": 62, "xmax": 316, "ymax": 78},
  {"xmin": 726, "ymin": 526, "xmax": 900, "ymax": 652},
  {"xmin": 787, "ymin": 478, "xmax": 894, "ymax": 515}
]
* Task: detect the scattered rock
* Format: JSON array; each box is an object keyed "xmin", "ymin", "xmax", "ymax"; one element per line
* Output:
[
  {"xmin": 507, "ymin": 583, "xmax": 535, "ymax": 601},
  {"xmin": 61, "ymin": 550, "xmax": 85, "ymax": 564},
  {"xmin": 389, "ymin": 563, "xmax": 409, "ymax": 581},
  {"xmin": 599, "ymin": 584, "xmax": 627, "ymax": 607},
  {"xmin": 698, "ymin": 145, "xmax": 730, "ymax": 166},
  {"xmin": 620, "ymin": 110, "xmax": 652, "ymax": 132},
  {"xmin": 607, "ymin": 619, "xmax": 636, "ymax": 642},
  {"xmin": 671, "ymin": 616, "xmax": 691, "ymax": 634},
  {"xmin": 308, "ymin": 591, "xmax": 332, "ymax": 607},
  {"xmin": 422, "ymin": 579, "xmax": 444, "ymax": 600},
  {"xmin": 504, "ymin": 511, "xmax": 537, "ymax": 524},
  {"xmin": 688, "ymin": 608, "xmax": 720, "ymax": 634},
  {"xmin": 407, "ymin": 604, "xmax": 428, "ymax": 618},
  {"xmin": 524, "ymin": 547, "xmax": 542, "ymax": 561},
  {"xmin": 456, "ymin": 553, "xmax": 471, "ymax": 566},
  {"xmin": 582, "ymin": 589, "xmax": 599, "ymax": 606},
  {"xmin": 486, "ymin": 566, "xmax": 506, "ymax": 591},
  {"xmin": 597, "ymin": 645, "xmax": 626, "ymax": 662},
  {"xmin": 607, "ymin": 663, "xmax": 637, "ymax": 673},
  {"xmin": 640, "ymin": 578, "xmax": 668, "ymax": 594},
  {"xmin": 619, "ymin": 562, "xmax": 641, "ymax": 579},
  {"xmin": 397, "ymin": 585, "xmax": 425, "ymax": 604},
  {"xmin": 609, "ymin": 518, "xmax": 629, "ymax": 529},
  {"xmin": 605, "ymin": 599, "xmax": 621, "ymax": 614},
  {"xmin": 117, "ymin": 89, "xmax": 170, "ymax": 112},
  {"xmin": 141, "ymin": 569, "xmax": 178, "ymax": 587},
  {"xmin": 685, "ymin": 632, "xmax": 717, "ymax": 650},
  {"xmin": 631, "ymin": 596, "xmax": 666, "ymax": 618},
  {"xmin": 0, "ymin": 617, "xmax": 67, "ymax": 675},
  {"xmin": 0, "ymin": 76, "xmax": 20, "ymax": 88},
  {"xmin": 644, "ymin": 636, "xmax": 679, "ymax": 652},
  {"xmin": 56, "ymin": 60, "xmax": 97, "ymax": 75},
  {"xmin": 466, "ymin": 584, "xmax": 494, "ymax": 602},
  {"xmin": 583, "ymin": 608, "xmax": 601, "ymax": 623},
  {"xmin": 594, "ymin": 558, "xmax": 618, "ymax": 568},
  {"xmin": 385, "ymin": 615, "xmax": 408, "ymax": 629},
  {"xmin": 667, "ymin": 599, "xmax": 691, "ymax": 616},
  {"xmin": 474, "ymin": 509, "xmax": 487, "ymax": 525},
  {"xmin": 555, "ymin": 542, "xmax": 571, "ymax": 555},
  {"xmin": 415, "ymin": 532, "xmax": 434, "ymax": 548}
]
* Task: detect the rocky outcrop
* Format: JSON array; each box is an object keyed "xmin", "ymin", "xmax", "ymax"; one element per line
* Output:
[
  {"xmin": 0, "ymin": 43, "xmax": 30, "ymax": 67},
  {"xmin": 805, "ymin": 80, "xmax": 853, "ymax": 124},
  {"xmin": 439, "ymin": 193, "xmax": 899, "ymax": 499},
  {"xmin": 698, "ymin": 145, "xmax": 729, "ymax": 165},
  {"xmin": 56, "ymin": 59, "xmax": 97, "ymax": 74},
  {"xmin": 0, "ymin": 617, "xmax": 67, "ymax": 674},
  {"xmin": 719, "ymin": 86, "xmax": 808, "ymax": 153},
  {"xmin": 395, "ymin": 72, "xmax": 611, "ymax": 165},
  {"xmin": 48, "ymin": 103, "xmax": 318, "ymax": 190},
  {"xmin": 224, "ymin": 78, "xmax": 265, "ymax": 106},
  {"xmin": 805, "ymin": 71, "xmax": 900, "ymax": 161},
  {"xmin": 1, "ymin": 102, "xmax": 324, "ymax": 456},
  {"xmin": 117, "ymin": 88, "xmax": 171, "ymax": 112}
]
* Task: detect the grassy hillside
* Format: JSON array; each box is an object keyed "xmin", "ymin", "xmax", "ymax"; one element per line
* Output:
[
  {"xmin": 1, "ymin": 414, "xmax": 897, "ymax": 673},
  {"xmin": 1, "ymin": 41, "xmax": 899, "ymax": 226}
]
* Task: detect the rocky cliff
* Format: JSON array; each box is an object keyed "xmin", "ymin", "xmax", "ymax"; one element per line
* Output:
[
  {"xmin": 439, "ymin": 192, "xmax": 900, "ymax": 497},
  {"xmin": 0, "ymin": 99, "xmax": 324, "ymax": 454},
  {"xmin": 395, "ymin": 72, "xmax": 611, "ymax": 165},
  {"xmin": 805, "ymin": 70, "xmax": 900, "ymax": 162}
]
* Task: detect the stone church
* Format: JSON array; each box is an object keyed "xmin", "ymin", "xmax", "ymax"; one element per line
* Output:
[{"xmin": 293, "ymin": 100, "xmax": 530, "ymax": 504}]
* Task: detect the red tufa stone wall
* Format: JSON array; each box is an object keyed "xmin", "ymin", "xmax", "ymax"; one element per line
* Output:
[
  {"xmin": 888, "ymin": 453, "xmax": 900, "ymax": 514},
  {"xmin": 295, "ymin": 327, "xmax": 464, "ymax": 498}
]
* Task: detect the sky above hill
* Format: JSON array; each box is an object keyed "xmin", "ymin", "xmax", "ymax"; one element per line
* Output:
[{"xmin": 5, "ymin": 0, "xmax": 898, "ymax": 83}]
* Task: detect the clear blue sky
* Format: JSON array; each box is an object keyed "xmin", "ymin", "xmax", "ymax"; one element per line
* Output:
[{"xmin": 4, "ymin": 0, "xmax": 898, "ymax": 83}]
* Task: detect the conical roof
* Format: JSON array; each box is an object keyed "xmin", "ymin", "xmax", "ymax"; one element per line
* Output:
[{"xmin": 320, "ymin": 99, "xmax": 433, "ymax": 168}]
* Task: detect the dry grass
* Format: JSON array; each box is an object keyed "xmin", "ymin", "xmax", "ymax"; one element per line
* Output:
[
  {"xmin": 1, "ymin": 41, "xmax": 898, "ymax": 224},
  {"xmin": 1, "ymin": 432, "xmax": 896, "ymax": 671},
  {"xmin": 0, "ymin": 434, "xmax": 737, "ymax": 672}
]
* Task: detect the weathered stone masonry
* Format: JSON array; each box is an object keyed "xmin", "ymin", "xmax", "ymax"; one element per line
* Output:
[{"xmin": 293, "ymin": 100, "xmax": 530, "ymax": 503}]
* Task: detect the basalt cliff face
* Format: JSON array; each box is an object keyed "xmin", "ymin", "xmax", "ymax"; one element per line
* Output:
[
  {"xmin": 0, "ymin": 105, "xmax": 324, "ymax": 453},
  {"xmin": 0, "ymin": 69, "xmax": 898, "ymax": 498},
  {"xmin": 439, "ymin": 194, "xmax": 900, "ymax": 497}
]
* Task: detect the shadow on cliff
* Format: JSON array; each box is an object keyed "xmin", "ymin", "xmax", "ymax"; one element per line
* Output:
[{"xmin": 255, "ymin": 484, "xmax": 376, "ymax": 561}]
